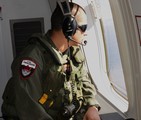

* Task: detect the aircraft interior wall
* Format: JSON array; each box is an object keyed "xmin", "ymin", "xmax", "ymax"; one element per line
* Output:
[
  {"xmin": 0, "ymin": 0, "xmax": 141, "ymax": 119},
  {"xmin": 0, "ymin": 0, "xmax": 52, "ymax": 117}
]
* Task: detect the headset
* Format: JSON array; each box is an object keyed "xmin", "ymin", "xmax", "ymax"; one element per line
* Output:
[
  {"xmin": 57, "ymin": 0, "xmax": 87, "ymax": 46},
  {"xmin": 57, "ymin": 0, "xmax": 78, "ymax": 39}
]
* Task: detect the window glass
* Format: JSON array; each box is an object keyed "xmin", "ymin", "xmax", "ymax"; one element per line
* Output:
[{"xmin": 100, "ymin": 0, "xmax": 127, "ymax": 99}]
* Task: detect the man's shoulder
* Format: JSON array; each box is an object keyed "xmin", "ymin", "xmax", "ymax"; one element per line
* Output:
[{"xmin": 71, "ymin": 46, "xmax": 85, "ymax": 63}]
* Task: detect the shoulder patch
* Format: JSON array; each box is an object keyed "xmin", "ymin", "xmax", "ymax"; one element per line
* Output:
[{"xmin": 20, "ymin": 59, "xmax": 37, "ymax": 79}]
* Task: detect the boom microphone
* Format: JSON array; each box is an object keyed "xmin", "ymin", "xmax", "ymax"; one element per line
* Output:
[{"xmin": 67, "ymin": 36, "xmax": 87, "ymax": 46}]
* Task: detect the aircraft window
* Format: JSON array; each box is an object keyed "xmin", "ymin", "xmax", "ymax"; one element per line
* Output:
[
  {"xmin": 81, "ymin": 0, "xmax": 128, "ymax": 112},
  {"xmin": 10, "ymin": 18, "xmax": 44, "ymax": 57},
  {"xmin": 99, "ymin": 0, "xmax": 127, "ymax": 100}
]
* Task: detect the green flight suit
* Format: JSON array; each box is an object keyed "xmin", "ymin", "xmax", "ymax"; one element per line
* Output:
[{"xmin": 1, "ymin": 31, "xmax": 100, "ymax": 120}]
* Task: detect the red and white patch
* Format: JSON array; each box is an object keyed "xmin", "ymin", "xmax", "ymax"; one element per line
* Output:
[{"xmin": 20, "ymin": 59, "xmax": 37, "ymax": 79}]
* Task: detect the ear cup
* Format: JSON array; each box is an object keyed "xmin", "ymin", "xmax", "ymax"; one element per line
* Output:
[{"xmin": 62, "ymin": 15, "xmax": 77, "ymax": 38}]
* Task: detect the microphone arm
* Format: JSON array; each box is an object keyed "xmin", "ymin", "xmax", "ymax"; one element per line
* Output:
[{"xmin": 67, "ymin": 36, "xmax": 87, "ymax": 46}]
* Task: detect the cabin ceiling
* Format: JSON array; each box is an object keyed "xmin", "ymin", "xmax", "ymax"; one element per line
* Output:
[
  {"xmin": 48, "ymin": 0, "xmax": 57, "ymax": 12},
  {"xmin": 48, "ymin": 0, "xmax": 70, "ymax": 12}
]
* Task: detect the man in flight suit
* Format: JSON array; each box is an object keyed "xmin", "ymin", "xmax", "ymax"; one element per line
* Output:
[{"xmin": 1, "ymin": 1, "xmax": 101, "ymax": 120}]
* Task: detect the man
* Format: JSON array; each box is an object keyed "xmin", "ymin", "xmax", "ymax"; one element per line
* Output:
[{"xmin": 1, "ymin": 1, "xmax": 101, "ymax": 120}]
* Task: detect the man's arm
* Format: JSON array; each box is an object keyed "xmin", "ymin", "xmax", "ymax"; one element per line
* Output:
[
  {"xmin": 2, "ymin": 45, "xmax": 53, "ymax": 120},
  {"xmin": 80, "ymin": 63, "xmax": 101, "ymax": 120}
]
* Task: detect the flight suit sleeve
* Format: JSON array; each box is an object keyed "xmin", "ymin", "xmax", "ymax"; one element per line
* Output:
[
  {"xmin": 73, "ymin": 46, "xmax": 101, "ymax": 111},
  {"xmin": 79, "ymin": 64, "xmax": 101, "ymax": 111},
  {"xmin": 4, "ymin": 45, "xmax": 53, "ymax": 120}
]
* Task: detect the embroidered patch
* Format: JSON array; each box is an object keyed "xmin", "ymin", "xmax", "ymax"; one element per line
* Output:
[{"xmin": 20, "ymin": 59, "xmax": 37, "ymax": 79}]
